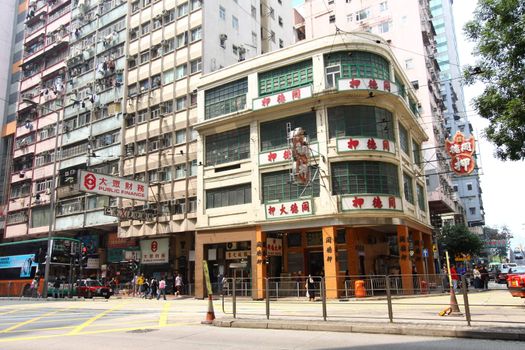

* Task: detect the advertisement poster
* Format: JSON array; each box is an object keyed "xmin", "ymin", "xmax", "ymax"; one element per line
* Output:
[
  {"xmin": 0, "ymin": 254, "xmax": 38, "ymax": 277},
  {"xmin": 77, "ymin": 235, "xmax": 99, "ymax": 255}
]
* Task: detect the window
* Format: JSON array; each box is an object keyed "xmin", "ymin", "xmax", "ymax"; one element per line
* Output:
[
  {"xmin": 271, "ymin": 30, "xmax": 276, "ymax": 43},
  {"xmin": 325, "ymin": 65, "xmax": 340, "ymax": 88},
  {"xmin": 260, "ymin": 112, "xmax": 317, "ymax": 151},
  {"xmin": 175, "ymin": 129, "xmax": 186, "ymax": 144},
  {"xmin": 453, "ymin": 185, "xmax": 458, "ymax": 192},
  {"xmin": 232, "ymin": 16, "xmax": 239, "ymax": 31},
  {"xmin": 324, "ymin": 51, "xmax": 390, "ymax": 82},
  {"xmin": 279, "ymin": 16, "xmax": 283, "ymax": 26},
  {"xmin": 163, "ymin": 69, "xmax": 174, "ymax": 84},
  {"xmin": 205, "ymin": 126, "xmax": 250, "ymax": 166},
  {"xmin": 219, "ymin": 6, "xmax": 225, "ymax": 20},
  {"xmin": 176, "ymin": 96, "xmax": 187, "ymax": 111},
  {"xmin": 148, "ymin": 137, "xmax": 160, "ymax": 152},
  {"xmin": 177, "ymin": 2, "xmax": 189, "ymax": 17},
  {"xmin": 136, "ymin": 140, "xmax": 147, "ymax": 155},
  {"xmin": 175, "ymin": 164, "xmax": 186, "ymax": 179},
  {"xmin": 31, "ymin": 206, "xmax": 51, "ymax": 228},
  {"xmin": 467, "ymin": 183, "xmax": 473, "ymax": 191},
  {"xmin": 151, "ymin": 74, "xmax": 161, "ymax": 89},
  {"xmin": 355, "ymin": 8, "xmax": 370, "ymax": 21},
  {"xmin": 398, "ymin": 123, "xmax": 409, "ymax": 154},
  {"xmin": 140, "ymin": 51, "xmax": 150, "ymax": 64},
  {"xmin": 279, "ymin": 39, "xmax": 283, "ymax": 48},
  {"xmin": 164, "ymin": 38, "xmax": 175, "ymax": 53},
  {"xmin": 378, "ymin": 21, "xmax": 390, "ymax": 33},
  {"xmin": 206, "ymin": 183, "xmax": 252, "ymax": 209},
  {"xmin": 469, "ymin": 207, "xmax": 476, "ymax": 215},
  {"xmin": 139, "ymin": 78, "xmax": 150, "ymax": 92},
  {"xmin": 410, "ymin": 141, "xmax": 420, "ymax": 167},
  {"xmin": 176, "ymin": 32, "xmax": 188, "ymax": 48},
  {"xmin": 136, "ymin": 109, "xmax": 148, "ymax": 123},
  {"xmin": 153, "ymin": 17, "xmax": 162, "ymax": 30},
  {"xmin": 190, "ymin": 0, "xmax": 201, "ymax": 11},
  {"xmin": 403, "ymin": 173, "xmax": 414, "ymax": 204},
  {"xmin": 204, "ymin": 78, "xmax": 247, "ymax": 119},
  {"xmin": 190, "ymin": 92, "xmax": 197, "ymax": 106},
  {"xmin": 190, "ymin": 26, "xmax": 202, "ymax": 42},
  {"xmin": 331, "ymin": 161, "xmax": 400, "ymax": 196},
  {"xmin": 36, "ymin": 178, "xmax": 52, "ymax": 192},
  {"xmin": 379, "ymin": 1, "xmax": 388, "ymax": 11},
  {"xmin": 252, "ymin": 31, "xmax": 257, "ymax": 46},
  {"xmin": 328, "ymin": 106, "xmax": 394, "ymax": 141},
  {"xmin": 405, "ymin": 58, "xmax": 414, "ymax": 70},
  {"xmin": 329, "ymin": 15, "xmax": 335, "ymax": 23},
  {"xmin": 141, "ymin": 21, "xmax": 151, "ymax": 36},
  {"xmin": 258, "ymin": 59, "xmax": 313, "ymax": 96},
  {"xmin": 190, "ymin": 58, "xmax": 202, "ymax": 73},
  {"xmin": 189, "ymin": 127, "xmax": 198, "ymax": 140},
  {"xmin": 262, "ymin": 170, "xmax": 320, "ymax": 202},
  {"xmin": 163, "ymin": 9, "xmax": 175, "ymax": 24},
  {"xmin": 251, "ymin": 5, "xmax": 256, "ymax": 18},
  {"xmin": 175, "ymin": 64, "xmax": 187, "ymax": 79},
  {"xmin": 417, "ymin": 184, "xmax": 426, "ymax": 211}
]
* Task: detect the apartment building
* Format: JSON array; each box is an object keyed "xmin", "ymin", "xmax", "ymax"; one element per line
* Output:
[
  {"xmin": 298, "ymin": 0, "xmax": 465, "ymax": 232},
  {"xmin": 429, "ymin": 0, "xmax": 484, "ymax": 229},
  {"xmin": 119, "ymin": 0, "xmax": 294, "ymax": 281},
  {"xmin": 6, "ymin": 0, "xmax": 71, "ymax": 239},
  {"xmin": 0, "ymin": 0, "xmax": 28, "ymax": 232},
  {"xmin": 194, "ymin": 33, "xmax": 434, "ymax": 299}
]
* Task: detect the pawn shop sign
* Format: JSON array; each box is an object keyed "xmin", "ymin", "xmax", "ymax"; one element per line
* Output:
[{"xmin": 445, "ymin": 131, "xmax": 476, "ymax": 175}]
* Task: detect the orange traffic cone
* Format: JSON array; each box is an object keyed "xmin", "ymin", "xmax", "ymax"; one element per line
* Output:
[
  {"xmin": 201, "ymin": 294, "xmax": 215, "ymax": 324},
  {"xmin": 448, "ymin": 288, "xmax": 462, "ymax": 315}
]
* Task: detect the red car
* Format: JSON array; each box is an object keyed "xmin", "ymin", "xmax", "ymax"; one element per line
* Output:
[
  {"xmin": 76, "ymin": 279, "xmax": 113, "ymax": 299},
  {"xmin": 507, "ymin": 267, "xmax": 525, "ymax": 298}
]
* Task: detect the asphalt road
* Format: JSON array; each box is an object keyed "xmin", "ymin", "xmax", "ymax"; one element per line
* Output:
[{"xmin": 0, "ymin": 293, "xmax": 524, "ymax": 350}]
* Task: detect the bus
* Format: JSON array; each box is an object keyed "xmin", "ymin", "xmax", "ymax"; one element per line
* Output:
[{"xmin": 0, "ymin": 237, "xmax": 81, "ymax": 297}]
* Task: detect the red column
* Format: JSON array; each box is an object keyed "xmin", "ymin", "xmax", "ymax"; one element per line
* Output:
[{"xmin": 397, "ymin": 225, "xmax": 413, "ymax": 293}]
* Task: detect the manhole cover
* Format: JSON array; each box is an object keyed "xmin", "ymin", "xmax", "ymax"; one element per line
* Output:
[{"xmin": 127, "ymin": 328, "xmax": 158, "ymax": 334}]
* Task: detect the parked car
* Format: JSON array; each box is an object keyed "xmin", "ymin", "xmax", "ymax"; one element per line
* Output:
[
  {"xmin": 76, "ymin": 279, "xmax": 113, "ymax": 299},
  {"xmin": 493, "ymin": 263, "xmax": 518, "ymax": 283},
  {"xmin": 515, "ymin": 252, "xmax": 524, "ymax": 260},
  {"xmin": 507, "ymin": 266, "xmax": 525, "ymax": 298}
]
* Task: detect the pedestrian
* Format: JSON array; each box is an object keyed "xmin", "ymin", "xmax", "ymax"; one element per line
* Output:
[
  {"xmin": 30, "ymin": 276, "xmax": 39, "ymax": 298},
  {"xmin": 175, "ymin": 273, "xmax": 183, "ymax": 296},
  {"xmin": 53, "ymin": 277, "xmax": 61, "ymax": 298},
  {"xmin": 137, "ymin": 274, "xmax": 145, "ymax": 297},
  {"xmin": 450, "ymin": 266, "xmax": 459, "ymax": 291},
  {"xmin": 157, "ymin": 277, "xmax": 167, "ymax": 300},
  {"xmin": 142, "ymin": 279, "xmax": 150, "ymax": 299},
  {"xmin": 473, "ymin": 266, "xmax": 482, "ymax": 289},
  {"xmin": 220, "ymin": 274, "xmax": 228, "ymax": 296},
  {"xmin": 305, "ymin": 274, "xmax": 316, "ymax": 301},
  {"xmin": 149, "ymin": 277, "xmax": 158, "ymax": 299},
  {"xmin": 480, "ymin": 265, "xmax": 489, "ymax": 290}
]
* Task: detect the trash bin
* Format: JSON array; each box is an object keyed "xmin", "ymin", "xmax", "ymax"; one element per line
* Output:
[
  {"xmin": 420, "ymin": 280, "xmax": 428, "ymax": 294},
  {"xmin": 355, "ymin": 280, "xmax": 366, "ymax": 298}
]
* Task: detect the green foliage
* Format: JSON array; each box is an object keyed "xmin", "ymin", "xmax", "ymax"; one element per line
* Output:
[
  {"xmin": 482, "ymin": 225, "xmax": 512, "ymax": 260},
  {"xmin": 464, "ymin": 0, "xmax": 525, "ymax": 160},
  {"xmin": 438, "ymin": 225, "xmax": 484, "ymax": 258}
]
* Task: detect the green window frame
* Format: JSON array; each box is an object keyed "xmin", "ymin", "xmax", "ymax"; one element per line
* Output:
[
  {"xmin": 204, "ymin": 78, "xmax": 247, "ymax": 119},
  {"xmin": 394, "ymin": 75, "xmax": 406, "ymax": 98},
  {"xmin": 324, "ymin": 51, "xmax": 390, "ymax": 81},
  {"xmin": 262, "ymin": 170, "xmax": 320, "ymax": 202},
  {"xmin": 331, "ymin": 161, "xmax": 400, "ymax": 196},
  {"xmin": 417, "ymin": 183, "xmax": 426, "ymax": 211},
  {"xmin": 205, "ymin": 126, "xmax": 250, "ymax": 166},
  {"xmin": 398, "ymin": 123, "xmax": 409, "ymax": 154},
  {"xmin": 206, "ymin": 183, "xmax": 252, "ymax": 209},
  {"xmin": 403, "ymin": 173, "xmax": 414, "ymax": 204},
  {"xmin": 260, "ymin": 112, "xmax": 317, "ymax": 151},
  {"xmin": 258, "ymin": 60, "xmax": 313, "ymax": 96},
  {"xmin": 328, "ymin": 105, "xmax": 394, "ymax": 140},
  {"xmin": 412, "ymin": 140, "xmax": 421, "ymax": 165}
]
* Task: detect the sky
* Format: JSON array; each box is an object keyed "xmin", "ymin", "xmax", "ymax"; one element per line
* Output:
[{"xmin": 291, "ymin": 0, "xmax": 525, "ymax": 248}]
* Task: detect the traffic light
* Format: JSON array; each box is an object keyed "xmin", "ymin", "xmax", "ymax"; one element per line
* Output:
[{"xmin": 81, "ymin": 244, "xmax": 88, "ymax": 267}]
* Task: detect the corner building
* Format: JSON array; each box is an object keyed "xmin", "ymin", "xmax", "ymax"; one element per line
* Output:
[{"xmin": 194, "ymin": 33, "xmax": 435, "ymax": 299}]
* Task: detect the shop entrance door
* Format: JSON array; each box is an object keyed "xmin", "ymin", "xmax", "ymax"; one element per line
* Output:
[{"xmin": 308, "ymin": 251, "xmax": 324, "ymax": 276}]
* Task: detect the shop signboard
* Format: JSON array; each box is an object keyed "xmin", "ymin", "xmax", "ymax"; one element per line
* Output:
[
  {"xmin": 266, "ymin": 238, "xmax": 282, "ymax": 256},
  {"xmin": 341, "ymin": 195, "xmax": 402, "ymax": 211},
  {"xmin": 107, "ymin": 247, "xmax": 141, "ymax": 263},
  {"xmin": 86, "ymin": 258, "xmax": 100, "ymax": 269},
  {"xmin": 259, "ymin": 143, "xmax": 319, "ymax": 167},
  {"xmin": 107, "ymin": 233, "xmax": 138, "ymax": 249},
  {"xmin": 337, "ymin": 78, "xmax": 397, "ymax": 95},
  {"xmin": 103, "ymin": 206, "xmax": 155, "ymax": 222},
  {"xmin": 265, "ymin": 199, "xmax": 313, "ymax": 220},
  {"xmin": 253, "ymin": 85, "xmax": 312, "ymax": 110},
  {"xmin": 79, "ymin": 170, "xmax": 149, "ymax": 201},
  {"xmin": 225, "ymin": 250, "xmax": 250, "ymax": 260},
  {"xmin": 140, "ymin": 238, "xmax": 169, "ymax": 264},
  {"xmin": 336, "ymin": 136, "xmax": 396, "ymax": 155}
]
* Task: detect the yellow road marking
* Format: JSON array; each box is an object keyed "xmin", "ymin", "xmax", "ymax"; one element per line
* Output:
[
  {"xmin": 0, "ymin": 309, "xmax": 65, "ymax": 333},
  {"xmin": 159, "ymin": 303, "xmax": 170, "ymax": 327},
  {"xmin": 9, "ymin": 325, "xmax": 75, "ymax": 333},
  {"xmin": 0, "ymin": 310, "xmax": 19, "ymax": 316},
  {"xmin": 68, "ymin": 301, "xmax": 129, "ymax": 335}
]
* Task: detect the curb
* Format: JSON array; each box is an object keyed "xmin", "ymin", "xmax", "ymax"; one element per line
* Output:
[{"xmin": 213, "ymin": 319, "xmax": 525, "ymax": 341}]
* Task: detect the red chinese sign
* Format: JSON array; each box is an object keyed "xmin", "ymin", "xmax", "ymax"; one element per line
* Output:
[
  {"xmin": 445, "ymin": 131, "xmax": 476, "ymax": 175},
  {"xmin": 253, "ymin": 85, "xmax": 312, "ymax": 110},
  {"xmin": 266, "ymin": 238, "xmax": 282, "ymax": 256},
  {"xmin": 342, "ymin": 195, "xmax": 401, "ymax": 211},
  {"xmin": 79, "ymin": 170, "xmax": 149, "ymax": 200},
  {"xmin": 265, "ymin": 199, "xmax": 313, "ymax": 219}
]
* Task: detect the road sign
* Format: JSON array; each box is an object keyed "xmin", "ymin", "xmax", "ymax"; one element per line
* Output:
[{"xmin": 422, "ymin": 248, "xmax": 429, "ymax": 258}]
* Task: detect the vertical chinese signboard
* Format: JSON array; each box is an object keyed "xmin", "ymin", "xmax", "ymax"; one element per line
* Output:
[{"xmin": 445, "ymin": 131, "xmax": 476, "ymax": 175}]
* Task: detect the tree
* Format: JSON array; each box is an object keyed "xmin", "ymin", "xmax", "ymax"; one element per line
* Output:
[
  {"xmin": 437, "ymin": 225, "xmax": 484, "ymax": 258},
  {"xmin": 482, "ymin": 225, "xmax": 512, "ymax": 261},
  {"xmin": 464, "ymin": 0, "xmax": 525, "ymax": 160}
]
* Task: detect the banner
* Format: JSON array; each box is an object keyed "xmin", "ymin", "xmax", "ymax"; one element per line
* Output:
[{"xmin": 0, "ymin": 254, "xmax": 38, "ymax": 277}]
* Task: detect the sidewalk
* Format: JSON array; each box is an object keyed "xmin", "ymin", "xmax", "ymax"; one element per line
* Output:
[{"xmin": 213, "ymin": 318, "xmax": 525, "ymax": 341}]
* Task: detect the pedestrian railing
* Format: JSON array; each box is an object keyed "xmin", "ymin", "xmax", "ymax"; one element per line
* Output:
[{"xmin": 219, "ymin": 274, "xmax": 525, "ymax": 327}]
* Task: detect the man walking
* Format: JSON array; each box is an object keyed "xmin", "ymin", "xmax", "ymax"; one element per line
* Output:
[{"xmin": 175, "ymin": 273, "xmax": 183, "ymax": 296}]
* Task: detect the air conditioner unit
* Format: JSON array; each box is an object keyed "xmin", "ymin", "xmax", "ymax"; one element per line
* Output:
[{"xmin": 226, "ymin": 242, "xmax": 237, "ymax": 250}]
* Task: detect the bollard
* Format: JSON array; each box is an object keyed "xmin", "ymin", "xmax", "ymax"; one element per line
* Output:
[
  {"xmin": 266, "ymin": 278, "xmax": 270, "ymax": 320},
  {"xmin": 355, "ymin": 280, "xmax": 366, "ymax": 298},
  {"xmin": 321, "ymin": 277, "xmax": 327, "ymax": 321},
  {"xmin": 461, "ymin": 275, "xmax": 471, "ymax": 326},
  {"xmin": 232, "ymin": 277, "xmax": 237, "ymax": 319},
  {"xmin": 385, "ymin": 276, "xmax": 393, "ymax": 323}
]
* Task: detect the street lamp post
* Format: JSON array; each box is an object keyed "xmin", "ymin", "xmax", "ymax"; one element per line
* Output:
[{"xmin": 23, "ymin": 99, "xmax": 62, "ymax": 298}]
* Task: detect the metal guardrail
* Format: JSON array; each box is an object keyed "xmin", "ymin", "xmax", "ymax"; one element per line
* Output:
[{"xmin": 219, "ymin": 274, "xmax": 525, "ymax": 327}]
